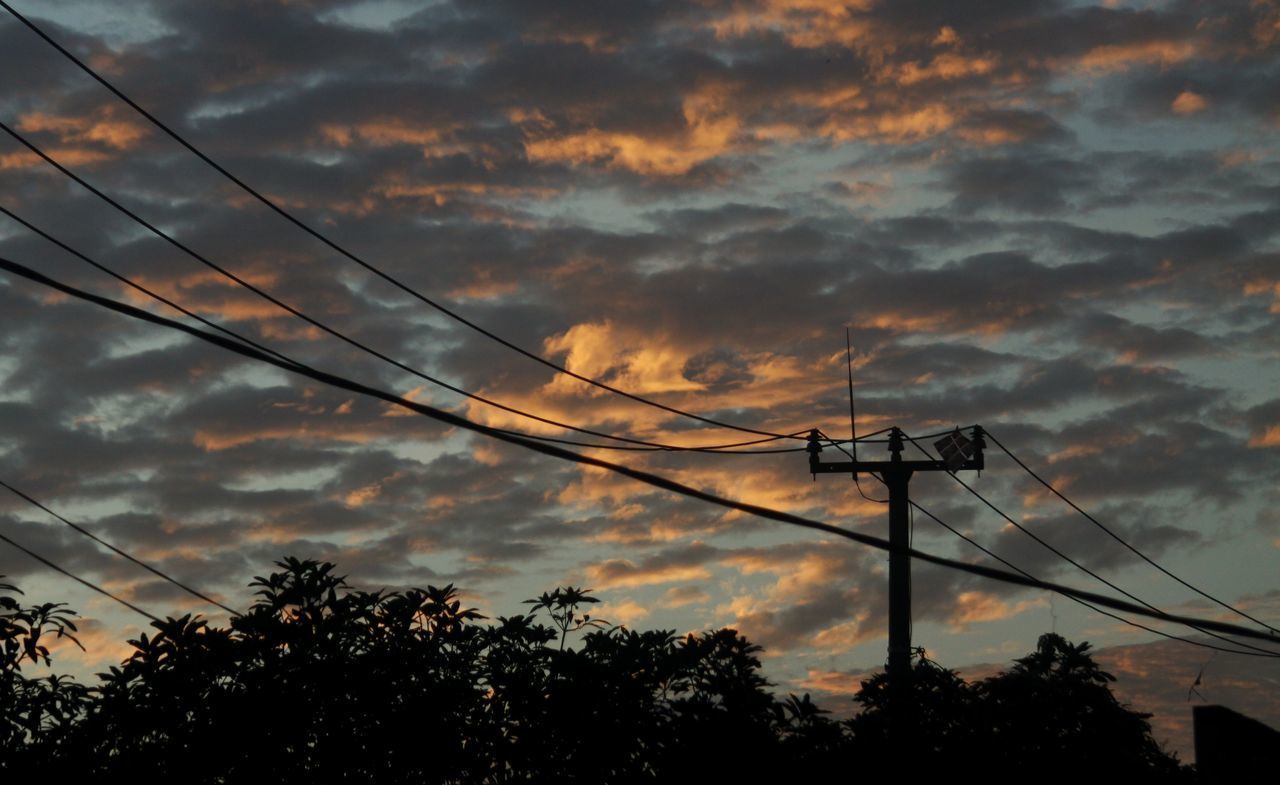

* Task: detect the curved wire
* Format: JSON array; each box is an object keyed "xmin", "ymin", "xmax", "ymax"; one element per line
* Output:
[
  {"xmin": 1, "ymin": 479, "xmax": 239, "ymax": 616},
  {"xmin": 0, "ymin": 203, "xmax": 305, "ymax": 371},
  {"xmin": 0, "ymin": 528, "xmax": 159, "ymax": 622},
  {"xmin": 814, "ymin": 428, "xmax": 888, "ymax": 503},
  {"xmin": 1, "ymin": 200, "xmax": 811, "ymax": 456},
  {"xmin": 986, "ymin": 429, "xmax": 1280, "ymax": 636},
  {"xmin": 0, "ymin": 136, "xmax": 793, "ymax": 455},
  {"xmin": 0, "ymin": 0, "xmax": 808, "ymax": 442},
  {"xmin": 6, "ymin": 255, "xmax": 1278, "ymax": 644},
  {"xmin": 910, "ymin": 501, "xmax": 1279, "ymax": 658},
  {"xmin": 903, "ymin": 432, "xmax": 1280, "ymax": 656}
]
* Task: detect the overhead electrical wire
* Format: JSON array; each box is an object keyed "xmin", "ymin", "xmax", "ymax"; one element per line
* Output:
[
  {"xmin": 809, "ymin": 422, "xmax": 1271, "ymax": 654},
  {"xmin": 4, "ymin": 256, "xmax": 1278, "ymax": 645},
  {"xmin": 0, "ymin": 200, "xmax": 806, "ymax": 456},
  {"xmin": 0, "ymin": 203, "xmax": 305, "ymax": 371},
  {"xmin": 4, "ymin": 1, "xmax": 1271, "ymax": 655},
  {"xmin": 0, "ymin": 0, "xmax": 807, "ymax": 443},
  {"xmin": 815, "ymin": 428, "xmax": 887, "ymax": 504},
  {"xmin": 985, "ymin": 429, "xmax": 1280, "ymax": 637},
  {"xmin": 910, "ymin": 500, "xmax": 1278, "ymax": 658},
  {"xmin": 0, "ymin": 478, "xmax": 239, "ymax": 616},
  {"xmin": 0, "ymin": 138, "xmax": 799, "ymax": 456},
  {"xmin": 902, "ymin": 432, "xmax": 1280, "ymax": 655},
  {"xmin": 0, "ymin": 528, "xmax": 160, "ymax": 622}
]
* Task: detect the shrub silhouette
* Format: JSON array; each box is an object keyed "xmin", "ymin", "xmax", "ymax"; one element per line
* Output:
[{"xmin": 1, "ymin": 560, "xmax": 1189, "ymax": 781}]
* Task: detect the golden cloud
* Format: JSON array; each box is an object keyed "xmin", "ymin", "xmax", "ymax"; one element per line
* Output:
[
  {"xmin": 709, "ymin": 0, "xmax": 877, "ymax": 51},
  {"xmin": 521, "ymin": 85, "xmax": 742, "ymax": 176},
  {"xmin": 1171, "ymin": 90, "xmax": 1209, "ymax": 114},
  {"xmin": 1076, "ymin": 39, "xmax": 1199, "ymax": 72},
  {"xmin": 595, "ymin": 597, "xmax": 652, "ymax": 626},
  {"xmin": 0, "ymin": 147, "xmax": 111, "ymax": 170},
  {"xmin": 584, "ymin": 558, "xmax": 711, "ymax": 589},
  {"xmin": 18, "ymin": 108, "xmax": 149, "ymax": 151},
  {"xmin": 949, "ymin": 591, "xmax": 1045, "ymax": 630},
  {"xmin": 1248, "ymin": 425, "xmax": 1280, "ymax": 448}
]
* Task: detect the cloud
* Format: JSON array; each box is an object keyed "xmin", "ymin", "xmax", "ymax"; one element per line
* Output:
[
  {"xmin": 1170, "ymin": 89, "xmax": 1209, "ymax": 114},
  {"xmin": 1, "ymin": 0, "xmax": 1277, "ymax": 723},
  {"xmin": 582, "ymin": 543, "xmax": 720, "ymax": 589}
]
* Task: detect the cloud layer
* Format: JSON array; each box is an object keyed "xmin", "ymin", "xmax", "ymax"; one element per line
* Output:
[{"xmin": 2, "ymin": 0, "xmax": 1278, "ymax": 759}]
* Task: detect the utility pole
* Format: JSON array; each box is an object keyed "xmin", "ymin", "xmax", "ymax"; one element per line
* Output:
[{"xmin": 805, "ymin": 425, "xmax": 985, "ymax": 682}]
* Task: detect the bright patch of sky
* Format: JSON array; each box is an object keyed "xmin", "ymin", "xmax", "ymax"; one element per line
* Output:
[
  {"xmin": 15, "ymin": 0, "xmax": 172, "ymax": 46},
  {"xmin": 318, "ymin": 0, "xmax": 442, "ymax": 31}
]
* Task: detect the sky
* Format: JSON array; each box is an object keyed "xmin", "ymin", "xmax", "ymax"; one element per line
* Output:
[{"xmin": 1, "ymin": 0, "xmax": 1278, "ymax": 761}]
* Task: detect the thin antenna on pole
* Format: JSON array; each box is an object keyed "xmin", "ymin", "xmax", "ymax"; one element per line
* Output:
[
  {"xmin": 846, "ymin": 327, "xmax": 858, "ymax": 461},
  {"xmin": 845, "ymin": 329, "xmax": 886, "ymax": 504}
]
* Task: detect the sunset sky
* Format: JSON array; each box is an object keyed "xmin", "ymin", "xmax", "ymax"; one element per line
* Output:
[{"xmin": 1, "ymin": 0, "xmax": 1278, "ymax": 759}]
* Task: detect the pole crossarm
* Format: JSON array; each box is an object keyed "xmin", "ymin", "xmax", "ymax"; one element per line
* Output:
[
  {"xmin": 809, "ymin": 459, "xmax": 966, "ymax": 474},
  {"xmin": 806, "ymin": 426, "xmax": 985, "ymax": 478}
]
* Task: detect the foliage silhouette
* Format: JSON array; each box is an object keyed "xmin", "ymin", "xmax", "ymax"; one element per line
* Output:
[{"xmin": 1, "ymin": 563, "xmax": 1191, "ymax": 781}]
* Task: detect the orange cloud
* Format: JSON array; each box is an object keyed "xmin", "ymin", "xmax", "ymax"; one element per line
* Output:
[
  {"xmin": 193, "ymin": 424, "xmax": 378, "ymax": 451},
  {"xmin": 541, "ymin": 321, "xmax": 706, "ymax": 398},
  {"xmin": 811, "ymin": 617, "xmax": 877, "ymax": 652},
  {"xmin": 587, "ymin": 511, "xmax": 727, "ymax": 546},
  {"xmin": 0, "ymin": 147, "xmax": 110, "ymax": 170},
  {"xmin": 709, "ymin": 0, "xmax": 877, "ymax": 51},
  {"xmin": 39, "ymin": 618, "xmax": 141, "ymax": 672},
  {"xmin": 820, "ymin": 103, "xmax": 958, "ymax": 144},
  {"xmin": 343, "ymin": 473, "xmax": 403, "ymax": 507},
  {"xmin": 522, "ymin": 86, "xmax": 742, "ymax": 176},
  {"xmin": 1048, "ymin": 431, "xmax": 1140, "ymax": 464},
  {"xmin": 319, "ymin": 121, "xmax": 463, "ymax": 155},
  {"xmin": 1243, "ymin": 279, "xmax": 1280, "ymax": 313},
  {"xmin": 1248, "ymin": 425, "xmax": 1280, "ymax": 448},
  {"xmin": 584, "ymin": 558, "xmax": 711, "ymax": 589},
  {"xmin": 1171, "ymin": 90, "xmax": 1208, "ymax": 114},
  {"xmin": 890, "ymin": 52, "xmax": 999, "ymax": 86},
  {"xmin": 949, "ymin": 591, "xmax": 1045, "ymax": 630},
  {"xmin": 596, "ymin": 598, "xmax": 651, "ymax": 626},
  {"xmin": 18, "ymin": 109, "xmax": 149, "ymax": 150},
  {"xmin": 119, "ymin": 268, "xmax": 292, "ymax": 324},
  {"xmin": 798, "ymin": 668, "xmax": 867, "ymax": 696},
  {"xmin": 446, "ymin": 268, "xmax": 520, "ymax": 301},
  {"xmin": 373, "ymin": 180, "xmax": 557, "ymax": 207},
  {"xmin": 1251, "ymin": 1, "xmax": 1280, "ymax": 50},
  {"xmin": 1077, "ymin": 39, "xmax": 1199, "ymax": 72}
]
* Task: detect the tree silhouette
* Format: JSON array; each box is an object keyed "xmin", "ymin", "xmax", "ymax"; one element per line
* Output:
[
  {"xmin": 1, "ymin": 577, "xmax": 88, "ymax": 765},
  {"xmin": 0, "ymin": 563, "xmax": 1190, "ymax": 781},
  {"xmin": 976, "ymin": 633, "xmax": 1189, "ymax": 778}
]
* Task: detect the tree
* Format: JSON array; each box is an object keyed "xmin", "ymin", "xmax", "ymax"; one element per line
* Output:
[
  {"xmin": 1, "ymin": 575, "xmax": 89, "ymax": 769},
  {"xmin": 976, "ymin": 632, "xmax": 1187, "ymax": 778},
  {"xmin": 0, "ymin": 562, "xmax": 1191, "ymax": 781}
]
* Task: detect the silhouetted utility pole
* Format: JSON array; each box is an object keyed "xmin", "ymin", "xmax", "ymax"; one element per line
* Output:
[{"xmin": 805, "ymin": 426, "xmax": 985, "ymax": 683}]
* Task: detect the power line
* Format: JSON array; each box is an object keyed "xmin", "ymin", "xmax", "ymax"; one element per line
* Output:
[
  {"xmin": 815, "ymin": 428, "xmax": 887, "ymax": 503},
  {"xmin": 0, "ymin": 201, "xmax": 807, "ymax": 457},
  {"xmin": 0, "ymin": 140, "xmax": 796, "ymax": 456},
  {"xmin": 0, "ymin": 478, "xmax": 239, "ymax": 616},
  {"xmin": 0, "ymin": 528, "xmax": 159, "ymax": 622},
  {"xmin": 985, "ymin": 429, "xmax": 1280, "ymax": 636},
  {"xmin": 902, "ymin": 433, "xmax": 1280, "ymax": 656},
  {"xmin": 0, "ymin": 0, "xmax": 804, "ymax": 443},
  {"xmin": 0, "ymin": 203, "xmax": 306, "ymax": 371},
  {"xmin": 910, "ymin": 500, "xmax": 1279, "ymax": 658},
  {"xmin": 4, "ymin": 255, "xmax": 1277, "ymax": 645}
]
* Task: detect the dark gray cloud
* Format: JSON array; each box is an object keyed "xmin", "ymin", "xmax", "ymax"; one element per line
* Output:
[{"xmin": 0, "ymin": 4, "xmax": 1276, "ymax": 746}]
